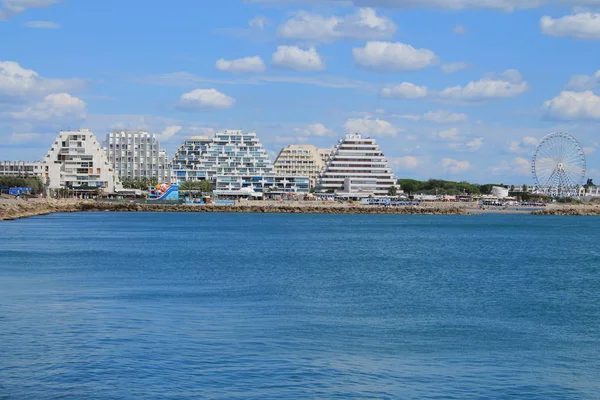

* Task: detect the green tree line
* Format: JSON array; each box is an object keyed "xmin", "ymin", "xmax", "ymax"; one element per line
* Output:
[
  {"xmin": 0, "ymin": 176, "xmax": 44, "ymax": 195},
  {"xmin": 397, "ymin": 179, "xmax": 509, "ymax": 195},
  {"xmin": 120, "ymin": 177, "xmax": 159, "ymax": 189}
]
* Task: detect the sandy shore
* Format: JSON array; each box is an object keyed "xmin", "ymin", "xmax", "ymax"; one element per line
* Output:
[{"xmin": 1, "ymin": 197, "xmax": 599, "ymax": 221}]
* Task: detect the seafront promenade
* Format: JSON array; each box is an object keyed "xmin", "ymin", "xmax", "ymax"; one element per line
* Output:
[{"xmin": 1, "ymin": 196, "xmax": 599, "ymax": 220}]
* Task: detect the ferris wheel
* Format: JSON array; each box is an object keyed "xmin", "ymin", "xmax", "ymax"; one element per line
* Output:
[{"xmin": 531, "ymin": 132, "xmax": 586, "ymax": 197}]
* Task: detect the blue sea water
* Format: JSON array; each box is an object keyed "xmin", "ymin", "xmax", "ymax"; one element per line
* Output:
[{"xmin": 1, "ymin": 212, "xmax": 599, "ymax": 399}]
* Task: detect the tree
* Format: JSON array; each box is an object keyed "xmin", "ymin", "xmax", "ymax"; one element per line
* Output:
[
  {"xmin": 400, "ymin": 180, "xmax": 417, "ymax": 195},
  {"xmin": 388, "ymin": 186, "xmax": 397, "ymax": 196}
]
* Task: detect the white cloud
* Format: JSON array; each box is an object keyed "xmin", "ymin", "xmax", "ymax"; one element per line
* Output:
[
  {"xmin": 0, "ymin": 61, "xmax": 83, "ymax": 101},
  {"xmin": 249, "ymin": 16, "xmax": 268, "ymax": 30},
  {"xmin": 441, "ymin": 62, "xmax": 468, "ymax": 73},
  {"xmin": 453, "ymin": 24, "xmax": 467, "ymax": 34},
  {"xmin": 509, "ymin": 136, "xmax": 538, "ymax": 153},
  {"xmin": 157, "ymin": 125, "xmax": 182, "ymax": 142},
  {"xmin": 439, "ymin": 69, "xmax": 529, "ymax": 102},
  {"xmin": 277, "ymin": 8, "xmax": 396, "ymax": 42},
  {"xmin": 424, "ymin": 110, "xmax": 468, "ymax": 123},
  {"xmin": 566, "ymin": 70, "xmax": 600, "ymax": 90},
  {"xmin": 344, "ymin": 116, "xmax": 400, "ymax": 136},
  {"xmin": 0, "ymin": 0, "xmax": 60, "ymax": 20},
  {"xmin": 543, "ymin": 90, "xmax": 600, "ymax": 120},
  {"xmin": 441, "ymin": 158, "xmax": 470, "ymax": 174},
  {"xmin": 438, "ymin": 127, "xmax": 459, "ymax": 139},
  {"xmin": 216, "ymin": 56, "xmax": 266, "ymax": 73},
  {"xmin": 541, "ymin": 13, "xmax": 600, "ymax": 40},
  {"xmin": 466, "ymin": 137, "xmax": 484, "ymax": 151},
  {"xmin": 380, "ymin": 82, "xmax": 428, "ymax": 99},
  {"xmin": 271, "ymin": 46, "xmax": 326, "ymax": 71},
  {"xmin": 295, "ymin": 123, "xmax": 334, "ymax": 136},
  {"xmin": 7, "ymin": 92, "xmax": 86, "ymax": 121},
  {"xmin": 397, "ymin": 109, "xmax": 468, "ymax": 123},
  {"xmin": 353, "ymin": 41, "xmax": 439, "ymax": 72},
  {"xmin": 23, "ymin": 20, "xmax": 60, "ymax": 28},
  {"xmin": 250, "ymin": 0, "xmax": 600, "ymax": 12},
  {"xmin": 390, "ymin": 155, "xmax": 421, "ymax": 170},
  {"xmin": 177, "ymin": 88, "xmax": 236, "ymax": 111}
]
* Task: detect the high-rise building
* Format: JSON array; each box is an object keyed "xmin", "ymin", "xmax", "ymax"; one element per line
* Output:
[
  {"xmin": 317, "ymin": 133, "xmax": 396, "ymax": 196},
  {"xmin": 43, "ymin": 128, "xmax": 121, "ymax": 193},
  {"xmin": 273, "ymin": 144, "xmax": 328, "ymax": 188},
  {"xmin": 172, "ymin": 130, "xmax": 309, "ymax": 195},
  {"xmin": 171, "ymin": 136, "xmax": 213, "ymax": 183},
  {"xmin": 104, "ymin": 130, "xmax": 171, "ymax": 183}
]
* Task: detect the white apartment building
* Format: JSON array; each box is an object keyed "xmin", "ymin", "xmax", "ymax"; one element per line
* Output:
[
  {"xmin": 274, "ymin": 144, "xmax": 329, "ymax": 188},
  {"xmin": 0, "ymin": 161, "xmax": 43, "ymax": 178},
  {"xmin": 104, "ymin": 130, "xmax": 171, "ymax": 183},
  {"xmin": 171, "ymin": 136, "xmax": 213, "ymax": 182},
  {"xmin": 318, "ymin": 133, "xmax": 397, "ymax": 196},
  {"xmin": 43, "ymin": 128, "xmax": 121, "ymax": 193},
  {"xmin": 171, "ymin": 130, "xmax": 309, "ymax": 195}
]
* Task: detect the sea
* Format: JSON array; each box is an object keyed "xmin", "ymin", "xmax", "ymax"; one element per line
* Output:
[{"xmin": 1, "ymin": 212, "xmax": 599, "ymax": 399}]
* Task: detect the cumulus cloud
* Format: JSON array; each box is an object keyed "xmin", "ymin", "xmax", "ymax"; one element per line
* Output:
[
  {"xmin": 390, "ymin": 155, "xmax": 421, "ymax": 170},
  {"xmin": 23, "ymin": 20, "xmax": 60, "ymax": 28},
  {"xmin": 397, "ymin": 109, "xmax": 468, "ymax": 123},
  {"xmin": 177, "ymin": 88, "xmax": 236, "ymax": 111},
  {"xmin": 453, "ymin": 24, "xmax": 467, "ymax": 34},
  {"xmin": 509, "ymin": 136, "xmax": 539, "ymax": 154},
  {"xmin": 344, "ymin": 116, "xmax": 400, "ymax": 136},
  {"xmin": 543, "ymin": 90, "xmax": 600, "ymax": 120},
  {"xmin": 438, "ymin": 69, "xmax": 529, "ymax": 102},
  {"xmin": 441, "ymin": 158, "xmax": 470, "ymax": 174},
  {"xmin": 157, "ymin": 125, "xmax": 182, "ymax": 142},
  {"xmin": 465, "ymin": 137, "xmax": 484, "ymax": 151},
  {"xmin": 0, "ymin": 0, "xmax": 60, "ymax": 20},
  {"xmin": 249, "ymin": 16, "xmax": 269, "ymax": 30},
  {"xmin": 250, "ymin": 0, "xmax": 600, "ymax": 12},
  {"xmin": 6, "ymin": 92, "xmax": 86, "ymax": 121},
  {"xmin": 353, "ymin": 41, "xmax": 439, "ymax": 72},
  {"xmin": 491, "ymin": 157, "xmax": 531, "ymax": 176},
  {"xmin": 438, "ymin": 127, "xmax": 460, "ymax": 139},
  {"xmin": 216, "ymin": 56, "xmax": 266, "ymax": 73},
  {"xmin": 277, "ymin": 8, "xmax": 396, "ymax": 42},
  {"xmin": 541, "ymin": 13, "xmax": 600, "ymax": 40},
  {"xmin": 295, "ymin": 123, "xmax": 334, "ymax": 136},
  {"xmin": 271, "ymin": 46, "xmax": 326, "ymax": 71},
  {"xmin": 566, "ymin": 70, "xmax": 600, "ymax": 90},
  {"xmin": 0, "ymin": 61, "xmax": 83, "ymax": 101},
  {"xmin": 380, "ymin": 82, "xmax": 428, "ymax": 99},
  {"xmin": 441, "ymin": 62, "xmax": 469, "ymax": 73}
]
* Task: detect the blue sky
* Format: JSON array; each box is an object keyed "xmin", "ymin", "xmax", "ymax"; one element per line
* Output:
[{"xmin": 1, "ymin": 0, "xmax": 599, "ymax": 183}]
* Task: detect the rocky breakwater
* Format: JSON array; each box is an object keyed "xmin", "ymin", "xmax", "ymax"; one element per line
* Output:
[
  {"xmin": 0, "ymin": 200, "xmax": 471, "ymax": 220},
  {"xmin": 532, "ymin": 205, "xmax": 600, "ymax": 216},
  {"xmin": 0, "ymin": 199, "xmax": 93, "ymax": 221},
  {"xmin": 83, "ymin": 202, "xmax": 471, "ymax": 215}
]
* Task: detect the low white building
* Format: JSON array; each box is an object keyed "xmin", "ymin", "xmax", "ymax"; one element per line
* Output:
[
  {"xmin": 0, "ymin": 161, "xmax": 43, "ymax": 178},
  {"xmin": 43, "ymin": 128, "xmax": 121, "ymax": 193},
  {"xmin": 491, "ymin": 186, "xmax": 510, "ymax": 198}
]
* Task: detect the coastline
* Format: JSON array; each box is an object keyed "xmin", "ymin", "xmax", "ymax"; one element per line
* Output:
[{"xmin": 1, "ymin": 198, "xmax": 599, "ymax": 221}]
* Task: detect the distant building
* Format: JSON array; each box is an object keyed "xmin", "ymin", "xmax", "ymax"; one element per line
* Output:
[
  {"xmin": 274, "ymin": 144, "xmax": 328, "ymax": 188},
  {"xmin": 43, "ymin": 128, "xmax": 121, "ymax": 193},
  {"xmin": 104, "ymin": 130, "xmax": 171, "ymax": 183},
  {"xmin": 318, "ymin": 148, "xmax": 334, "ymax": 165},
  {"xmin": 317, "ymin": 133, "xmax": 397, "ymax": 196},
  {"xmin": 172, "ymin": 130, "xmax": 309, "ymax": 197},
  {"xmin": 579, "ymin": 185, "xmax": 600, "ymax": 199},
  {"xmin": 171, "ymin": 136, "xmax": 213, "ymax": 183},
  {"xmin": 0, "ymin": 161, "xmax": 43, "ymax": 178},
  {"xmin": 491, "ymin": 186, "xmax": 510, "ymax": 198}
]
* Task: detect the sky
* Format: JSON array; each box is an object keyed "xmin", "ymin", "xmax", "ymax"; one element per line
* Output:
[{"xmin": 1, "ymin": 0, "xmax": 599, "ymax": 184}]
